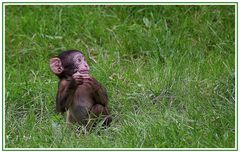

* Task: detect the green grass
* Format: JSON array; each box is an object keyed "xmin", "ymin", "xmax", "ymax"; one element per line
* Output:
[{"xmin": 4, "ymin": 5, "xmax": 235, "ymax": 148}]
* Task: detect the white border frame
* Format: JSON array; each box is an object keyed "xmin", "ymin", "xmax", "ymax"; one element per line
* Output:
[{"xmin": 1, "ymin": 1, "xmax": 238, "ymax": 152}]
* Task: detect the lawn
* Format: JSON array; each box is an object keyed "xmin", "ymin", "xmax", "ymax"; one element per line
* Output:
[{"xmin": 4, "ymin": 5, "xmax": 235, "ymax": 148}]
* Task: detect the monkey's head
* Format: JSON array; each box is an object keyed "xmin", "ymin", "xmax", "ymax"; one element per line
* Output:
[{"xmin": 50, "ymin": 50, "xmax": 90, "ymax": 79}]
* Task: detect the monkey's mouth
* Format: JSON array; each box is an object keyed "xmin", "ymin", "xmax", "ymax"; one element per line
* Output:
[{"xmin": 80, "ymin": 70, "xmax": 89, "ymax": 74}]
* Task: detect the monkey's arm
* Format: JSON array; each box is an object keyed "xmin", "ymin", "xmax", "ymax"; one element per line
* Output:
[
  {"xmin": 86, "ymin": 78, "xmax": 108, "ymax": 106},
  {"xmin": 56, "ymin": 79, "xmax": 77, "ymax": 113},
  {"xmin": 88, "ymin": 78, "xmax": 111, "ymax": 126}
]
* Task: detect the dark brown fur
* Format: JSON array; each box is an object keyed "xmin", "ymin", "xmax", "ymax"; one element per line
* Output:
[{"xmin": 50, "ymin": 50, "xmax": 112, "ymax": 128}]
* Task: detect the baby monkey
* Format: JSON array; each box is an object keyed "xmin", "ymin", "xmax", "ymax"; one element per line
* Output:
[{"xmin": 50, "ymin": 50, "xmax": 112, "ymax": 129}]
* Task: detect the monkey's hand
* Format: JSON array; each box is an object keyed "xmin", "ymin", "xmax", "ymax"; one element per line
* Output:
[{"xmin": 72, "ymin": 73, "xmax": 90, "ymax": 85}]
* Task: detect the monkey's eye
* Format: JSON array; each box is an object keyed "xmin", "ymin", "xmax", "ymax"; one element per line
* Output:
[
  {"xmin": 73, "ymin": 69, "xmax": 78, "ymax": 73},
  {"xmin": 73, "ymin": 66, "xmax": 78, "ymax": 73}
]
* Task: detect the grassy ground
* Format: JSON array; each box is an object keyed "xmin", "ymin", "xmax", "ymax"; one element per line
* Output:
[{"xmin": 5, "ymin": 5, "xmax": 235, "ymax": 148}]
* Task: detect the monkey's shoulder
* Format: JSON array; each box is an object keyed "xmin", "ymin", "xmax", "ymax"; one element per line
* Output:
[{"xmin": 92, "ymin": 78, "xmax": 108, "ymax": 94}]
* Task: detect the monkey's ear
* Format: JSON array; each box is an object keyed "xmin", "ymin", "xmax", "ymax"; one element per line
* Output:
[{"xmin": 50, "ymin": 57, "xmax": 63, "ymax": 74}]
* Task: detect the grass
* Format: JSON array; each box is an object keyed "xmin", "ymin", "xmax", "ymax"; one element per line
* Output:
[{"xmin": 4, "ymin": 5, "xmax": 235, "ymax": 148}]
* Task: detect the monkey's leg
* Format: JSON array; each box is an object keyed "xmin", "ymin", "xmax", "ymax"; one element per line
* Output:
[
  {"xmin": 90, "ymin": 104, "xmax": 112, "ymax": 126},
  {"xmin": 66, "ymin": 110, "xmax": 76, "ymax": 124},
  {"xmin": 67, "ymin": 110, "xmax": 86, "ymax": 134}
]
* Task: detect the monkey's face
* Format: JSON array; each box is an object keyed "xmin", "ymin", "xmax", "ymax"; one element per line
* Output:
[
  {"xmin": 50, "ymin": 50, "xmax": 90, "ymax": 79},
  {"xmin": 72, "ymin": 53, "xmax": 89, "ymax": 75},
  {"xmin": 63, "ymin": 52, "xmax": 90, "ymax": 78}
]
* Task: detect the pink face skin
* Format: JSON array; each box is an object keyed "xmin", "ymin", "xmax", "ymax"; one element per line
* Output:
[
  {"xmin": 73, "ymin": 53, "xmax": 89, "ymax": 73},
  {"xmin": 72, "ymin": 53, "xmax": 90, "ymax": 79}
]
